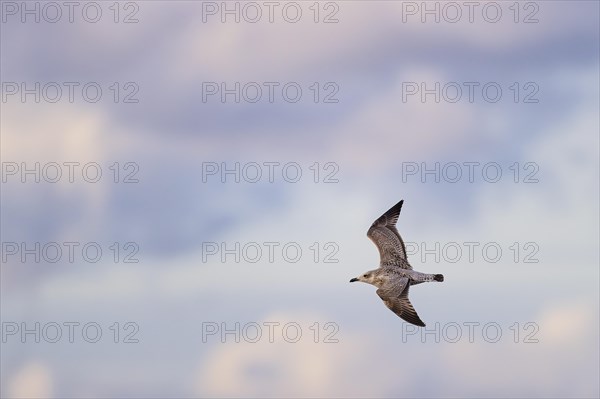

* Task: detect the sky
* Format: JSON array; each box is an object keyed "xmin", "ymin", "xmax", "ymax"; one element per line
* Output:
[{"xmin": 1, "ymin": 1, "xmax": 599, "ymax": 398}]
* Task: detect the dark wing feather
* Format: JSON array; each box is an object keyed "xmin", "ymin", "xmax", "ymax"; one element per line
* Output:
[
  {"xmin": 377, "ymin": 280, "xmax": 425, "ymax": 327},
  {"xmin": 367, "ymin": 200, "xmax": 411, "ymax": 269}
]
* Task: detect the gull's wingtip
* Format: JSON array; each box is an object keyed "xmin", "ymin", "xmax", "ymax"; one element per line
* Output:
[{"xmin": 390, "ymin": 199, "xmax": 404, "ymax": 212}]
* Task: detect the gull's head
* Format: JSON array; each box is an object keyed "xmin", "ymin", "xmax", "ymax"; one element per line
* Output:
[{"xmin": 350, "ymin": 270, "xmax": 378, "ymax": 286}]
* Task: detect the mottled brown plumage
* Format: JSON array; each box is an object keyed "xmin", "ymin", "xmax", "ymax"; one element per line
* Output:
[{"xmin": 350, "ymin": 200, "xmax": 444, "ymax": 327}]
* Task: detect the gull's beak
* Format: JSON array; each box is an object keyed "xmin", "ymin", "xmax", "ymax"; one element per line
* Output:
[{"xmin": 349, "ymin": 278, "xmax": 358, "ymax": 283}]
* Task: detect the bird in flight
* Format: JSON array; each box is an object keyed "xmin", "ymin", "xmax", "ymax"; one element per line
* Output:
[{"xmin": 350, "ymin": 200, "xmax": 444, "ymax": 327}]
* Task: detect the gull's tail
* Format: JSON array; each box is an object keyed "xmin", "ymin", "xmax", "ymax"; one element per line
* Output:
[{"xmin": 434, "ymin": 274, "xmax": 444, "ymax": 282}]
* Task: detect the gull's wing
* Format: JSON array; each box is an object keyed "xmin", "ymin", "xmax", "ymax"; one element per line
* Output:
[
  {"xmin": 367, "ymin": 200, "xmax": 411, "ymax": 269},
  {"xmin": 377, "ymin": 278, "xmax": 425, "ymax": 327}
]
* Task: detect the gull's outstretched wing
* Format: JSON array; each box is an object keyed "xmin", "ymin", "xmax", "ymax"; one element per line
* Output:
[
  {"xmin": 367, "ymin": 199, "xmax": 411, "ymax": 269},
  {"xmin": 377, "ymin": 278, "xmax": 425, "ymax": 327}
]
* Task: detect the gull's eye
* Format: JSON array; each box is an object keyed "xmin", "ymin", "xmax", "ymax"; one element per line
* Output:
[{"xmin": 363, "ymin": 274, "xmax": 368, "ymax": 278}]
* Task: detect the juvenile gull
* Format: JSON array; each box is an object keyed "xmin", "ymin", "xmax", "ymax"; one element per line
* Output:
[{"xmin": 350, "ymin": 199, "xmax": 444, "ymax": 327}]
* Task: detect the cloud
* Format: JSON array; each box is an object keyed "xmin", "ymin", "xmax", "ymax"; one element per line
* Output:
[
  {"xmin": 435, "ymin": 299, "xmax": 599, "ymax": 398},
  {"xmin": 6, "ymin": 361, "xmax": 54, "ymax": 399},
  {"xmin": 190, "ymin": 302, "xmax": 599, "ymax": 398},
  {"xmin": 193, "ymin": 312, "xmax": 392, "ymax": 398}
]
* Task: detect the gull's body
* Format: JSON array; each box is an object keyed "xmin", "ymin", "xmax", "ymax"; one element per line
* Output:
[{"xmin": 350, "ymin": 200, "xmax": 444, "ymax": 327}]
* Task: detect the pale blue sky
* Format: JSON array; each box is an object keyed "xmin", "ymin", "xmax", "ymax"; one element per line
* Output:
[{"xmin": 1, "ymin": 1, "xmax": 599, "ymax": 397}]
